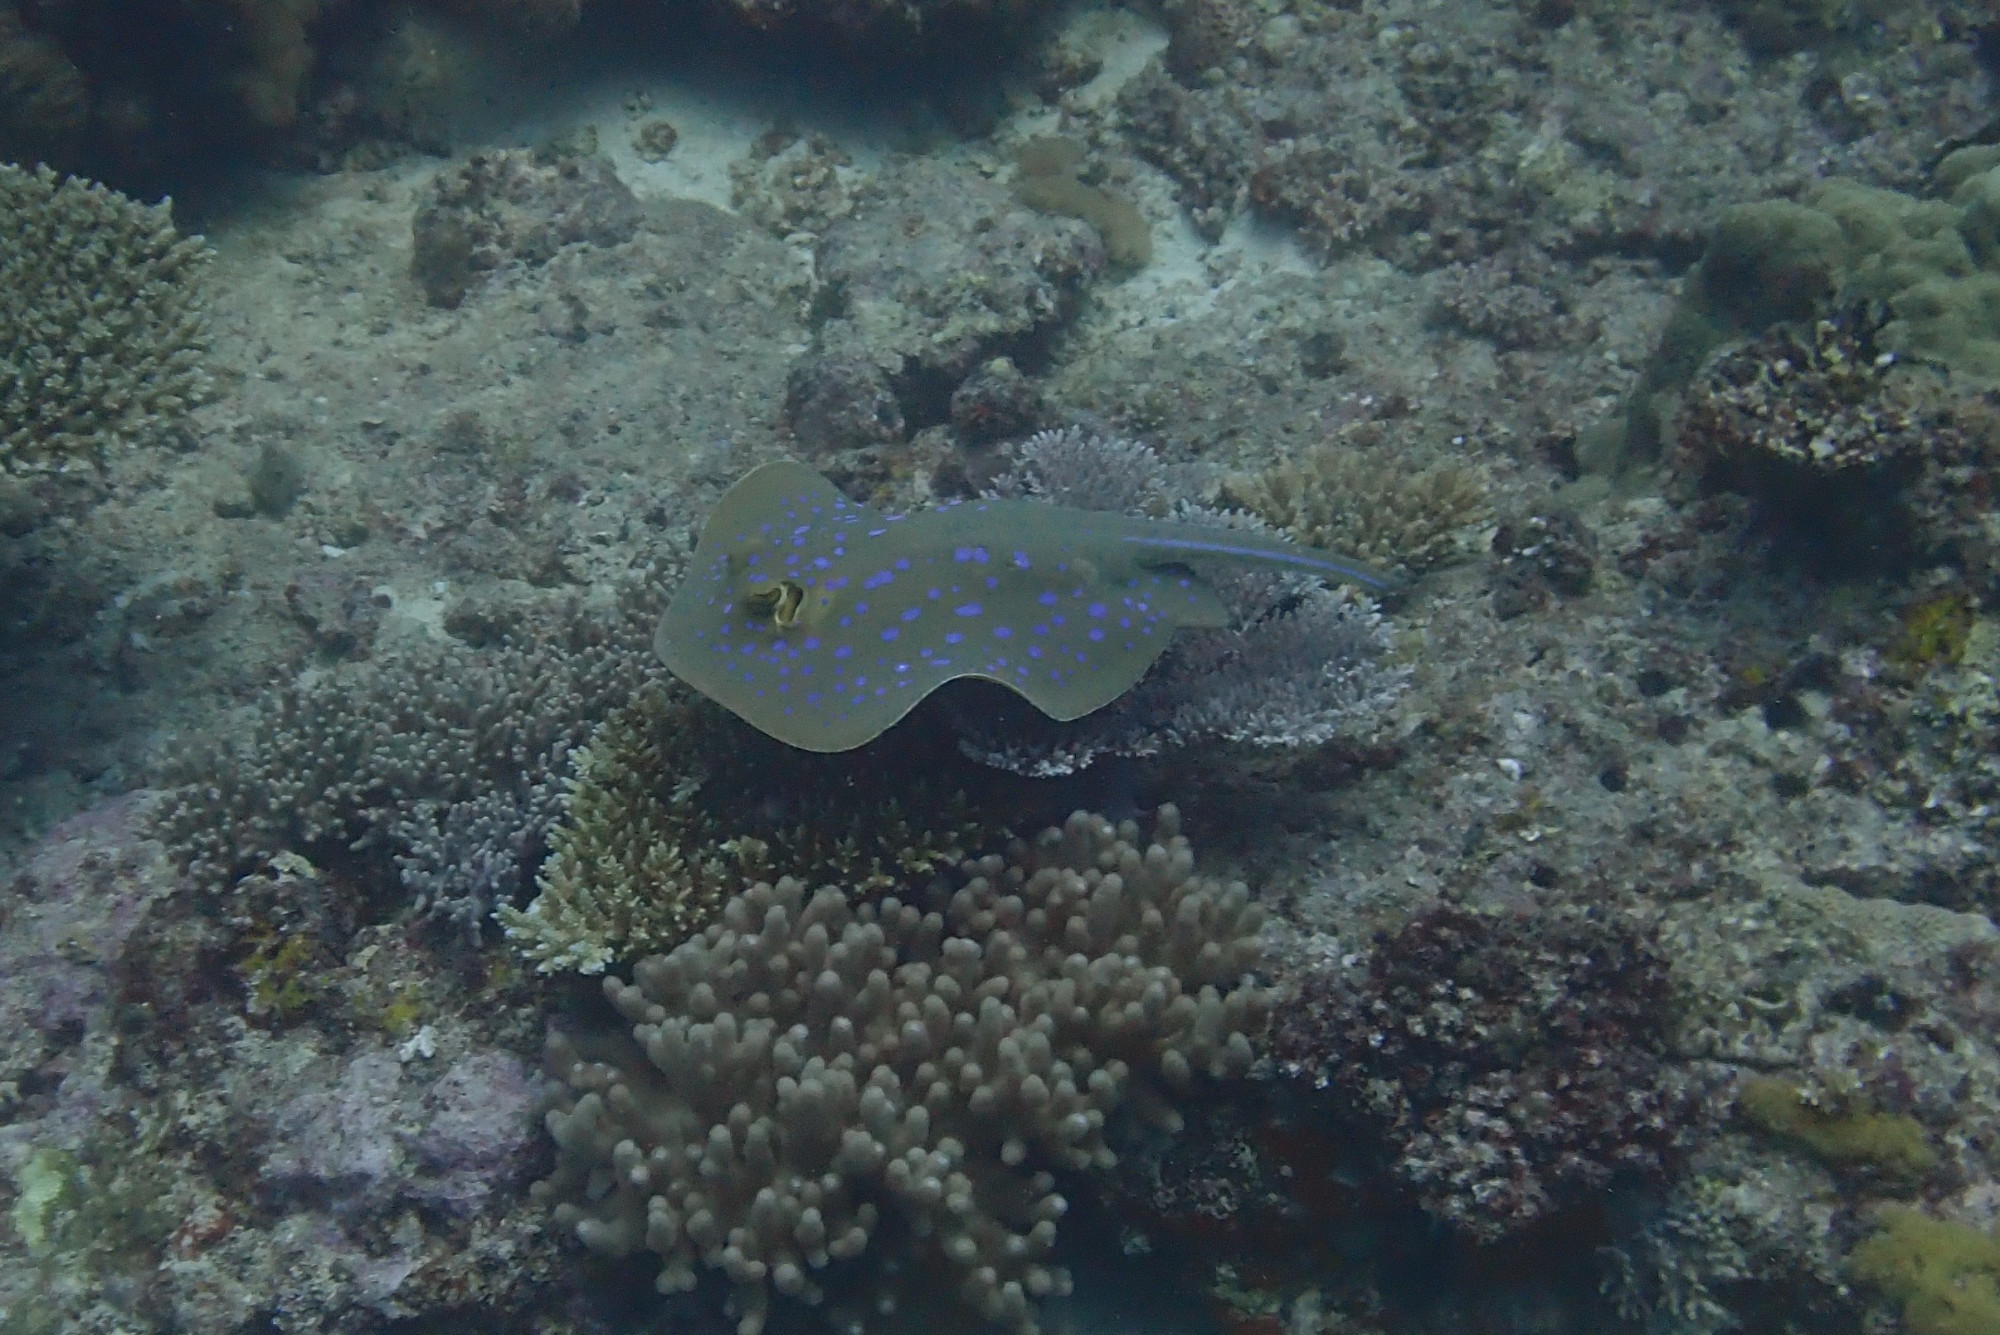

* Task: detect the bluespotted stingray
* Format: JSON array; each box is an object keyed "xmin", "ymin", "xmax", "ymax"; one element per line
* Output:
[{"xmin": 655, "ymin": 460, "xmax": 1386, "ymax": 752}]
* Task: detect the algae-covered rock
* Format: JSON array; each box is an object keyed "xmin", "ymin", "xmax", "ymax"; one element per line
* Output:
[{"xmin": 1626, "ymin": 161, "xmax": 2000, "ymax": 466}]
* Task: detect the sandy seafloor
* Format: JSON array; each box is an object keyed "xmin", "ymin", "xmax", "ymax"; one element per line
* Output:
[{"xmin": 7, "ymin": 1, "xmax": 2000, "ymax": 1333}]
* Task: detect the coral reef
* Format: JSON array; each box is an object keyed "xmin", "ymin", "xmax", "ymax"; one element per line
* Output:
[
  {"xmin": 1120, "ymin": 1, "xmax": 1981, "ymax": 263},
  {"xmin": 1010, "ymin": 137, "xmax": 1151, "ymax": 268},
  {"xmin": 1737, "ymin": 1074, "xmax": 1936, "ymax": 1178},
  {"xmin": 729, "ymin": 128, "xmax": 860, "ymax": 239},
  {"xmin": 1669, "ymin": 304, "xmax": 1995, "ymax": 575},
  {"xmin": 785, "ymin": 157, "xmax": 1104, "ymax": 456},
  {"xmin": 1849, "ymin": 1206, "xmax": 2000, "ymax": 1335},
  {"xmin": 1488, "ymin": 506, "xmax": 1597, "ymax": 619},
  {"xmin": 954, "ymin": 428, "xmax": 1403, "ymax": 776},
  {"xmin": 1631, "ymin": 151, "xmax": 2000, "ymax": 461},
  {"xmin": 1, "ymin": 164, "xmax": 212, "ymax": 475},
  {"xmin": 1223, "ymin": 438, "xmax": 1489, "ymax": 576},
  {"xmin": 152, "ymin": 597, "xmax": 661, "ymax": 922},
  {"xmin": 500, "ymin": 688, "xmax": 988, "ymax": 973},
  {"xmin": 410, "ymin": 146, "xmax": 642, "ymax": 308},
  {"xmin": 1272, "ymin": 904, "xmax": 1707, "ymax": 1242},
  {"xmin": 535, "ymin": 805, "xmax": 1267, "ymax": 1335}
]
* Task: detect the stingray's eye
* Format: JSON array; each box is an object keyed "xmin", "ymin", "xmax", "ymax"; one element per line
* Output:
[{"xmin": 746, "ymin": 579, "xmax": 806, "ymax": 628}]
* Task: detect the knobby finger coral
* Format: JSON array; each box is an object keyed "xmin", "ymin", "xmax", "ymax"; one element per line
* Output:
[{"xmin": 535, "ymin": 806, "xmax": 1268, "ymax": 1335}]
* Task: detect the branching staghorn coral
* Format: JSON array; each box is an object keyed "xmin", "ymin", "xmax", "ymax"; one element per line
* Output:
[
  {"xmin": 535, "ymin": 805, "xmax": 1267, "ymax": 1335},
  {"xmin": 2, "ymin": 163, "xmax": 212, "ymax": 474}
]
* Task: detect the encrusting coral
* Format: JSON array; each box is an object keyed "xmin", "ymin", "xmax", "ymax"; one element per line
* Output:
[
  {"xmin": 535, "ymin": 806, "xmax": 1268, "ymax": 1335},
  {"xmin": 1, "ymin": 163, "xmax": 212, "ymax": 474},
  {"xmin": 499, "ymin": 688, "xmax": 988, "ymax": 973},
  {"xmin": 1848, "ymin": 1206, "xmax": 2000, "ymax": 1335}
]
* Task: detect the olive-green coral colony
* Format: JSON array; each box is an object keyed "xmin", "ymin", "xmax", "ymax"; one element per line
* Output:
[
  {"xmin": 535, "ymin": 806, "xmax": 1267, "ymax": 1335},
  {"xmin": 500, "ymin": 690, "xmax": 988, "ymax": 973},
  {"xmin": 1224, "ymin": 440, "xmax": 1490, "ymax": 575},
  {"xmin": 1, "ymin": 162, "xmax": 212, "ymax": 473}
]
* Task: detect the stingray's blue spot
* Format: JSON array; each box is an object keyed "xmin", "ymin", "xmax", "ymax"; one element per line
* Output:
[
  {"xmin": 954, "ymin": 547, "xmax": 974, "ymax": 562},
  {"xmin": 955, "ymin": 603, "xmax": 982, "ymax": 617},
  {"xmin": 895, "ymin": 557, "xmax": 911, "ymax": 570},
  {"xmin": 1088, "ymin": 627, "xmax": 1105, "ymax": 641},
  {"xmin": 1037, "ymin": 591, "xmax": 1058, "ymax": 607},
  {"xmin": 864, "ymin": 570, "xmax": 894, "ymax": 589},
  {"xmin": 868, "ymin": 527, "xmax": 888, "ymax": 536},
  {"xmin": 927, "ymin": 588, "xmax": 943, "ymax": 600},
  {"xmin": 945, "ymin": 632, "xmax": 965, "ymax": 645},
  {"xmin": 1178, "ymin": 577, "xmax": 1192, "ymax": 588},
  {"xmin": 972, "ymin": 546, "xmax": 990, "ymax": 563},
  {"xmin": 1032, "ymin": 623, "xmax": 1049, "ymax": 636},
  {"xmin": 740, "ymin": 643, "xmax": 756, "ymax": 654},
  {"xmin": 760, "ymin": 523, "xmax": 774, "ymax": 533},
  {"xmin": 834, "ymin": 645, "xmax": 853, "ymax": 659},
  {"xmin": 825, "ymin": 575, "xmax": 849, "ymax": 590},
  {"xmin": 1028, "ymin": 645, "xmax": 1043, "ymax": 659},
  {"xmin": 793, "ymin": 523, "xmax": 810, "ymax": 535},
  {"xmin": 984, "ymin": 576, "xmax": 999, "ymax": 590},
  {"xmin": 854, "ymin": 676, "xmax": 867, "ymax": 687},
  {"xmin": 881, "ymin": 628, "xmax": 899, "ymax": 642},
  {"xmin": 800, "ymin": 664, "xmax": 814, "ymax": 676},
  {"xmin": 855, "ymin": 601, "xmax": 869, "ymax": 614},
  {"xmin": 1119, "ymin": 617, "xmax": 1132, "ymax": 629},
  {"xmin": 894, "ymin": 661, "xmax": 911, "ymax": 673},
  {"xmin": 1051, "ymin": 614, "xmax": 1066, "ymax": 626},
  {"xmin": 901, "ymin": 607, "xmax": 922, "ymax": 622},
  {"xmin": 1088, "ymin": 602, "xmax": 1107, "ymax": 618},
  {"xmin": 1012, "ymin": 551, "xmax": 1031, "ymax": 569},
  {"xmin": 934, "ymin": 657, "xmax": 952, "ymax": 668},
  {"xmin": 993, "ymin": 626, "xmax": 1013, "ymax": 640},
  {"xmin": 874, "ymin": 686, "xmax": 888, "ymax": 697},
  {"xmin": 1017, "ymin": 666, "xmax": 1030, "ymax": 678},
  {"xmin": 919, "ymin": 647, "xmax": 933, "ymax": 657},
  {"xmin": 802, "ymin": 636, "xmax": 820, "ymax": 650},
  {"xmin": 785, "ymin": 553, "xmax": 801, "ymax": 565},
  {"xmin": 839, "ymin": 617, "xmax": 852, "ymax": 628},
  {"xmin": 745, "ymin": 554, "xmax": 761, "ymax": 566}
]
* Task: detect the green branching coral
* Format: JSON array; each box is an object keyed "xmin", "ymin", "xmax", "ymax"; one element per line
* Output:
[
  {"xmin": 1849, "ymin": 1206, "xmax": 2000, "ymax": 1335},
  {"xmin": 500, "ymin": 689, "xmax": 991, "ymax": 973},
  {"xmin": 1, "ymin": 163, "xmax": 212, "ymax": 474},
  {"xmin": 1223, "ymin": 439, "xmax": 1490, "ymax": 575}
]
